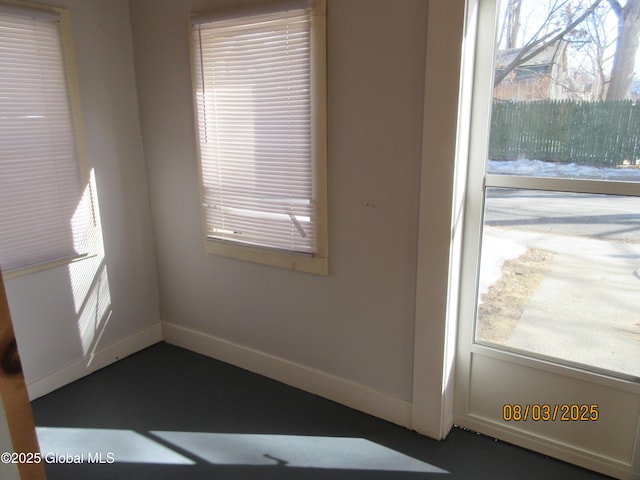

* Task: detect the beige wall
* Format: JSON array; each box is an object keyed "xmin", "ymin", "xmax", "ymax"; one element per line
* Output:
[{"xmin": 130, "ymin": 0, "xmax": 429, "ymax": 401}]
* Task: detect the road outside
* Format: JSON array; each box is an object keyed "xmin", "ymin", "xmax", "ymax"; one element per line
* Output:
[{"xmin": 485, "ymin": 188, "xmax": 640, "ymax": 243}]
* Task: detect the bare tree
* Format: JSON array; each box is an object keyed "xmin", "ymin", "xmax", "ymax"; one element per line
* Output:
[
  {"xmin": 506, "ymin": 0, "xmax": 523, "ymax": 48},
  {"xmin": 585, "ymin": 5, "xmax": 617, "ymax": 99},
  {"xmin": 563, "ymin": 3, "xmax": 617, "ymax": 99},
  {"xmin": 495, "ymin": 0, "xmax": 604, "ymax": 87},
  {"xmin": 606, "ymin": 0, "xmax": 640, "ymax": 99}
]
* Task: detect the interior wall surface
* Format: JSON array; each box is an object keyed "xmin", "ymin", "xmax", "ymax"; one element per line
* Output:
[{"xmin": 130, "ymin": 0, "xmax": 430, "ymax": 403}]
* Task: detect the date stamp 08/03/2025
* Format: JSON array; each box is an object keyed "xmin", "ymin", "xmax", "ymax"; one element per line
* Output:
[{"xmin": 502, "ymin": 404, "xmax": 600, "ymax": 422}]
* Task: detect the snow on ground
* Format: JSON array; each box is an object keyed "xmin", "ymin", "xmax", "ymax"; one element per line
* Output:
[
  {"xmin": 478, "ymin": 235, "xmax": 525, "ymax": 304},
  {"xmin": 488, "ymin": 158, "xmax": 640, "ymax": 181}
]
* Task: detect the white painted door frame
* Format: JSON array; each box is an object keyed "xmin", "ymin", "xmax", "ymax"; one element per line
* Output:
[{"xmin": 411, "ymin": 0, "xmax": 472, "ymax": 439}]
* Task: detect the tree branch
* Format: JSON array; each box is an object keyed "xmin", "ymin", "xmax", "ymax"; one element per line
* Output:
[
  {"xmin": 495, "ymin": 0, "xmax": 604, "ymax": 87},
  {"xmin": 607, "ymin": 0, "xmax": 623, "ymax": 18}
]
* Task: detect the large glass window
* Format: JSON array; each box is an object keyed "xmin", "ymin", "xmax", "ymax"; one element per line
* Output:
[{"xmin": 474, "ymin": 0, "xmax": 640, "ymax": 380}]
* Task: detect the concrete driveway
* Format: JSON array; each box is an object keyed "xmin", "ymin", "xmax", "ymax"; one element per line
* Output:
[{"xmin": 481, "ymin": 186, "xmax": 640, "ymax": 380}]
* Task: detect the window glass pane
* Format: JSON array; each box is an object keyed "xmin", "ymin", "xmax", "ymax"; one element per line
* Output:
[
  {"xmin": 487, "ymin": 0, "xmax": 640, "ymax": 182},
  {"xmin": 477, "ymin": 188, "xmax": 640, "ymax": 378},
  {"xmin": 475, "ymin": 0, "xmax": 640, "ymax": 380}
]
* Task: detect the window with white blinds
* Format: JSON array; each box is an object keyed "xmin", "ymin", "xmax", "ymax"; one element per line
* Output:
[
  {"xmin": 0, "ymin": 5, "xmax": 89, "ymax": 274},
  {"xmin": 191, "ymin": 0, "xmax": 327, "ymax": 273}
]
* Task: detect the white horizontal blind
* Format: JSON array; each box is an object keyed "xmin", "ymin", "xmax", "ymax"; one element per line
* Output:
[
  {"xmin": 0, "ymin": 10, "xmax": 89, "ymax": 272},
  {"xmin": 192, "ymin": 6, "xmax": 315, "ymax": 254}
]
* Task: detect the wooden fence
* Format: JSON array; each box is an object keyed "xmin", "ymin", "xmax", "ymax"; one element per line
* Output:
[{"xmin": 489, "ymin": 100, "xmax": 640, "ymax": 166}]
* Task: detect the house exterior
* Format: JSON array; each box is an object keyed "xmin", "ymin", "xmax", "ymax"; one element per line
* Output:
[{"xmin": 493, "ymin": 41, "xmax": 569, "ymax": 101}]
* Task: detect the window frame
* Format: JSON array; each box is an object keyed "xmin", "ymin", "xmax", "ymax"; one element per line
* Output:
[
  {"xmin": 0, "ymin": 1, "xmax": 92, "ymax": 279},
  {"xmin": 189, "ymin": 0, "xmax": 328, "ymax": 275},
  {"xmin": 453, "ymin": 2, "xmax": 640, "ymax": 477}
]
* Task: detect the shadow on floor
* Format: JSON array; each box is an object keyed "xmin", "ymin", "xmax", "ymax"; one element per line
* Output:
[{"xmin": 31, "ymin": 343, "xmax": 612, "ymax": 480}]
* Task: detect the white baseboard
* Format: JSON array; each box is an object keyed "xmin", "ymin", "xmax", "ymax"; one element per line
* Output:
[
  {"xmin": 27, "ymin": 323, "xmax": 162, "ymax": 400},
  {"xmin": 162, "ymin": 321, "xmax": 413, "ymax": 429}
]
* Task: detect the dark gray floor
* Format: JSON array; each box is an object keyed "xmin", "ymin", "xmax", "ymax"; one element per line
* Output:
[{"xmin": 31, "ymin": 342, "xmax": 611, "ymax": 479}]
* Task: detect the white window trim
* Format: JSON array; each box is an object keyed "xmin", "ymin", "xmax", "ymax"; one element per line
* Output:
[
  {"xmin": 189, "ymin": 0, "xmax": 328, "ymax": 275},
  {"xmin": 0, "ymin": 1, "xmax": 93, "ymax": 279}
]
